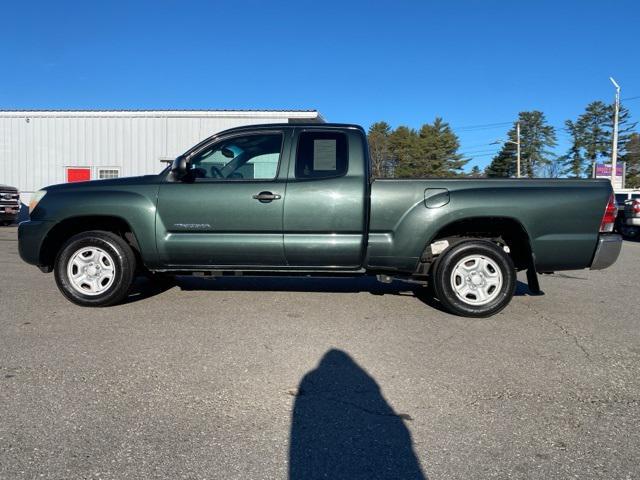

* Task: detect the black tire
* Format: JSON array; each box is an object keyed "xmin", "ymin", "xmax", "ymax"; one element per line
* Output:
[
  {"xmin": 622, "ymin": 226, "xmax": 639, "ymax": 240},
  {"xmin": 432, "ymin": 240, "xmax": 516, "ymax": 317},
  {"xmin": 54, "ymin": 231, "xmax": 137, "ymax": 307}
]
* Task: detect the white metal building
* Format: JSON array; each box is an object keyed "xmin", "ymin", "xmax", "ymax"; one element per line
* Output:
[{"xmin": 0, "ymin": 109, "xmax": 324, "ymax": 203}]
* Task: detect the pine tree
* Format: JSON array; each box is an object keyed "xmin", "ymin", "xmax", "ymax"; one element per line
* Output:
[
  {"xmin": 519, "ymin": 111, "xmax": 557, "ymax": 177},
  {"xmin": 561, "ymin": 120, "xmax": 585, "ymax": 177},
  {"xmin": 563, "ymin": 101, "xmax": 637, "ymax": 177},
  {"xmin": 417, "ymin": 117, "xmax": 468, "ymax": 176},
  {"xmin": 614, "ymin": 104, "xmax": 636, "ymax": 156},
  {"xmin": 469, "ymin": 165, "xmax": 482, "ymax": 177},
  {"xmin": 623, "ymin": 133, "xmax": 640, "ymax": 188},
  {"xmin": 485, "ymin": 142, "xmax": 517, "ymax": 177},
  {"xmin": 485, "ymin": 111, "xmax": 556, "ymax": 178},
  {"xmin": 389, "ymin": 126, "xmax": 421, "ymax": 178},
  {"xmin": 576, "ymin": 101, "xmax": 613, "ymax": 176},
  {"xmin": 367, "ymin": 122, "xmax": 392, "ymax": 177},
  {"xmin": 390, "ymin": 118, "xmax": 467, "ymax": 178}
]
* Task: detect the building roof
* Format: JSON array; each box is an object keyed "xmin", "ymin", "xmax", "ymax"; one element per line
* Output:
[{"xmin": 0, "ymin": 109, "xmax": 324, "ymax": 121}]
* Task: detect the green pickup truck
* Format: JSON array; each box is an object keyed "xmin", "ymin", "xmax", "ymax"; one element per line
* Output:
[{"xmin": 19, "ymin": 123, "xmax": 622, "ymax": 317}]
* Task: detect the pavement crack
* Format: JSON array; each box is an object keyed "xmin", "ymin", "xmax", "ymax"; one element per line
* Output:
[
  {"xmin": 523, "ymin": 301, "xmax": 592, "ymax": 362},
  {"xmin": 554, "ymin": 320, "xmax": 592, "ymax": 361}
]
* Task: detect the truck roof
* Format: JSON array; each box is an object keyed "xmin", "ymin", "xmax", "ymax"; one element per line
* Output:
[
  {"xmin": 181, "ymin": 123, "xmax": 366, "ymax": 157},
  {"xmin": 216, "ymin": 122, "xmax": 365, "ymax": 135}
]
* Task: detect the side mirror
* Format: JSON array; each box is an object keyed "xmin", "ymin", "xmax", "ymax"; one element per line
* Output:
[
  {"xmin": 221, "ymin": 147, "xmax": 235, "ymax": 159},
  {"xmin": 171, "ymin": 155, "xmax": 188, "ymax": 179}
]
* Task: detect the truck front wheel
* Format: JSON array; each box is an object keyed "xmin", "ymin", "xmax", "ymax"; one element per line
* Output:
[
  {"xmin": 432, "ymin": 240, "xmax": 516, "ymax": 317},
  {"xmin": 54, "ymin": 231, "xmax": 136, "ymax": 307}
]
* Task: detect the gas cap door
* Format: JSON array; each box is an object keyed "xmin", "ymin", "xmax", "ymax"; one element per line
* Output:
[{"xmin": 424, "ymin": 188, "xmax": 450, "ymax": 208}]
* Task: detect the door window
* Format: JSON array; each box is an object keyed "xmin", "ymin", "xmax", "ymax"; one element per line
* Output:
[
  {"xmin": 189, "ymin": 133, "xmax": 283, "ymax": 181},
  {"xmin": 295, "ymin": 131, "xmax": 348, "ymax": 179}
]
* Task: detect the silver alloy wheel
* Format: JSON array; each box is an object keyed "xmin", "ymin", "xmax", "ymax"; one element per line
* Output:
[
  {"xmin": 66, "ymin": 246, "xmax": 116, "ymax": 296},
  {"xmin": 450, "ymin": 254, "xmax": 503, "ymax": 306}
]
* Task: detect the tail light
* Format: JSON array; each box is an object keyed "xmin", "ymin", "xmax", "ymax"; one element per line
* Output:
[
  {"xmin": 632, "ymin": 200, "xmax": 640, "ymax": 214},
  {"xmin": 600, "ymin": 193, "xmax": 617, "ymax": 233}
]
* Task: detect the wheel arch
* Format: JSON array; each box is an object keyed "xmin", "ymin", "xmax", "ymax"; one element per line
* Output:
[
  {"xmin": 418, "ymin": 216, "xmax": 534, "ymax": 274},
  {"xmin": 39, "ymin": 215, "xmax": 144, "ymax": 271}
]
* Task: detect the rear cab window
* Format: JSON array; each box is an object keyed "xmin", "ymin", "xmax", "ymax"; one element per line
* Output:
[{"xmin": 295, "ymin": 131, "xmax": 348, "ymax": 179}]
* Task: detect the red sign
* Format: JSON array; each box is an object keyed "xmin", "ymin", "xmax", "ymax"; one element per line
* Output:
[
  {"xmin": 66, "ymin": 168, "xmax": 91, "ymax": 183},
  {"xmin": 595, "ymin": 163, "xmax": 623, "ymax": 177}
]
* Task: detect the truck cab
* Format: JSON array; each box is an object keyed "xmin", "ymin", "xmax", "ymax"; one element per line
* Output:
[{"xmin": 156, "ymin": 124, "xmax": 369, "ymax": 270}]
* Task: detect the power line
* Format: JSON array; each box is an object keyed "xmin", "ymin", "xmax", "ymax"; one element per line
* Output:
[
  {"xmin": 460, "ymin": 149, "xmax": 499, "ymax": 155},
  {"xmin": 426, "ymin": 92, "xmax": 640, "ymax": 141},
  {"xmin": 461, "ymin": 152, "xmax": 499, "ymax": 158},
  {"xmin": 453, "ymin": 121, "xmax": 513, "ymax": 131},
  {"xmin": 456, "ymin": 100, "xmax": 639, "ymax": 159},
  {"xmin": 458, "ymin": 141, "xmax": 500, "ymax": 149},
  {"xmin": 452, "ymin": 96, "xmax": 639, "ymax": 136}
]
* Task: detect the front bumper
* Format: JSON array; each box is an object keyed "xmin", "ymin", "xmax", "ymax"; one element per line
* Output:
[
  {"xmin": 0, "ymin": 205, "xmax": 20, "ymax": 221},
  {"xmin": 18, "ymin": 220, "xmax": 54, "ymax": 268},
  {"xmin": 590, "ymin": 234, "xmax": 623, "ymax": 270}
]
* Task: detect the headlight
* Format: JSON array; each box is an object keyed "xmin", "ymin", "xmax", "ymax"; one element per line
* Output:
[{"xmin": 29, "ymin": 190, "xmax": 47, "ymax": 214}]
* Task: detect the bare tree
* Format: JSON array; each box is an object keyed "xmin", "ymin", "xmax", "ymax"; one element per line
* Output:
[{"xmin": 368, "ymin": 122, "xmax": 391, "ymax": 177}]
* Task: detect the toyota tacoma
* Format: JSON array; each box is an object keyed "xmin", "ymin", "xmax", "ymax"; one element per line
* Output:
[{"xmin": 18, "ymin": 123, "xmax": 622, "ymax": 317}]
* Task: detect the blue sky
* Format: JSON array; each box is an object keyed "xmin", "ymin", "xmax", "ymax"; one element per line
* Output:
[{"xmin": 2, "ymin": 0, "xmax": 639, "ymax": 170}]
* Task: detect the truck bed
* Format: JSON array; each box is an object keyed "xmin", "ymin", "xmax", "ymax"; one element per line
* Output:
[{"xmin": 366, "ymin": 178, "xmax": 612, "ymax": 273}]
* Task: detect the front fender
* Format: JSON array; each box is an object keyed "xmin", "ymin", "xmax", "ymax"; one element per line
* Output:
[{"xmin": 31, "ymin": 187, "xmax": 160, "ymax": 266}]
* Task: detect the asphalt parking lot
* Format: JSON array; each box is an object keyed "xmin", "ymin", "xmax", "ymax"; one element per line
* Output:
[{"xmin": 0, "ymin": 226, "xmax": 638, "ymax": 479}]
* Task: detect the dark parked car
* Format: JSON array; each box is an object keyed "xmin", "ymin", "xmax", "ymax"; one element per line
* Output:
[
  {"xmin": 619, "ymin": 199, "xmax": 640, "ymax": 239},
  {"xmin": 18, "ymin": 123, "xmax": 622, "ymax": 317},
  {"xmin": 0, "ymin": 184, "xmax": 20, "ymax": 226}
]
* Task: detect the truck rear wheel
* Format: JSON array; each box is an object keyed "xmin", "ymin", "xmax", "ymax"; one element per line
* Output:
[
  {"xmin": 54, "ymin": 231, "xmax": 136, "ymax": 307},
  {"xmin": 432, "ymin": 240, "xmax": 516, "ymax": 317}
]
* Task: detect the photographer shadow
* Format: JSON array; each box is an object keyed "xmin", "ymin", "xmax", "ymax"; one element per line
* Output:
[{"xmin": 289, "ymin": 349, "xmax": 427, "ymax": 479}]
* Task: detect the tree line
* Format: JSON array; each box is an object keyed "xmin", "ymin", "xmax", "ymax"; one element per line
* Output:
[
  {"xmin": 368, "ymin": 100, "xmax": 640, "ymax": 187},
  {"xmin": 368, "ymin": 118, "xmax": 468, "ymax": 178}
]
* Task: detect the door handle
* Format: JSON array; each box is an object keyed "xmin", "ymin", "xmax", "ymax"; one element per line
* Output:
[{"xmin": 252, "ymin": 191, "xmax": 282, "ymax": 203}]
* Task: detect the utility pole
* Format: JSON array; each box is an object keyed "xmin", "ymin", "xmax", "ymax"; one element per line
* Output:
[
  {"xmin": 516, "ymin": 121, "xmax": 521, "ymax": 178},
  {"xmin": 491, "ymin": 121, "xmax": 522, "ymax": 178},
  {"xmin": 610, "ymin": 77, "xmax": 621, "ymax": 188}
]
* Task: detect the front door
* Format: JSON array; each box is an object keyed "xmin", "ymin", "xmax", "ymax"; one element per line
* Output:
[{"xmin": 156, "ymin": 131, "xmax": 289, "ymax": 267}]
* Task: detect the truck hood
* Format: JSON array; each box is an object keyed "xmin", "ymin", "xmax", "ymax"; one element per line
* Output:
[{"xmin": 42, "ymin": 174, "xmax": 163, "ymax": 193}]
